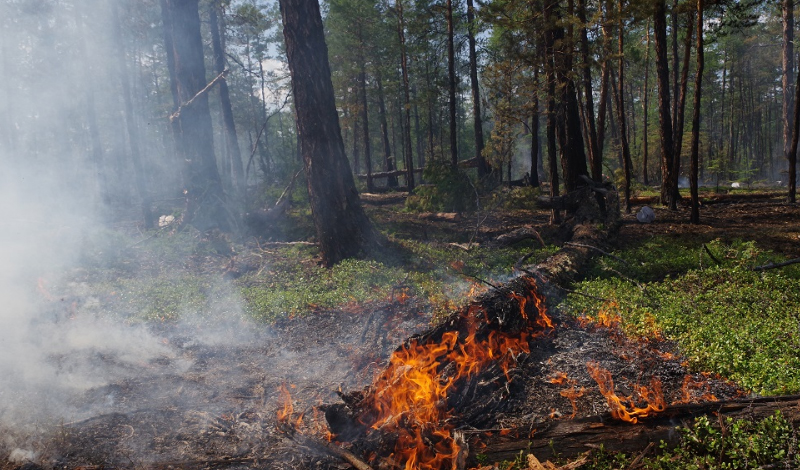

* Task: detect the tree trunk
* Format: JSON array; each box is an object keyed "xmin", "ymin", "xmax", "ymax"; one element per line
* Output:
[
  {"xmin": 542, "ymin": 10, "xmax": 560, "ymax": 224},
  {"xmin": 530, "ymin": 67, "xmax": 541, "ymax": 188},
  {"xmin": 671, "ymin": 11, "xmax": 694, "ymax": 210},
  {"xmin": 653, "ymin": 0, "xmax": 675, "ymax": 207},
  {"xmin": 163, "ymin": 0, "xmax": 228, "ymax": 231},
  {"xmin": 690, "ymin": 0, "xmax": 703, "ymax": 224},
  {"xmin": 615, "ymin": 0, "xmax": 632, "ymax": 214},
  {"xmin": 466, "ymin": 0, "xmax": 488, "ymax": 178},
  {"xmin": 209, "ymin": 2, "xmax": 244, "ymax": 200},
  {"xmin": 470, "ymin": 395, "xmax": 800, "ymax": 464},
  {"xmin": 578, "ymin": 0, "xmax": 601, "ymax": 182},
  {"xmin": 356, "ymin": 25, "xmax": 373, "ymax": 192},
  {"xmin": 788, "ymin": 50, "xmax": 800, "ymax": 203},
  {"xmin": 446, "ymin": 0, "xmax": 458, "ymax": 169},
  {"xmin": 112, "ymin": 2, "xmax": 154, "ymax": 229},
  {"xmin": 375, "ymin": 71, "xmax": 397, "ymax": 187},
  {"xmin": 783, "ymin": 0, "xmax": 794, "ymax": 159},
  {"xmin": 396, "ymin": 0, "xmax": 415, "ymax": 190},
  {"xmin": 278, "ymin": 0, "xmax": 375, "ymax": 266},
  {"xmin": 642, "ymin": 21, "xmax": 651, "ymax": 186}
]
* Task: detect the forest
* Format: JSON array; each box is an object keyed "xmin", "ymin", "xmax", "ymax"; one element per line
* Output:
[{"xmin": 1, "ymin": 0, "xmax": 800, "ymax": 469}]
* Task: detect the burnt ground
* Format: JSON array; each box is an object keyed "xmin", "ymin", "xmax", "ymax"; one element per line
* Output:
[{"xmin": 1, "ymin": 194, "xmax": 798, "ymax": 470}]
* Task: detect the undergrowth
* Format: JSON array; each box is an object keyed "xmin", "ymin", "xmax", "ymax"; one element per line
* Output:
[
  {"xmin": 564, "ymin": 238, "xmax": 800, "ymax": 395},
  {"xmin": 491, "ymin": 411, "xmax": 799, "ymax": 469}
]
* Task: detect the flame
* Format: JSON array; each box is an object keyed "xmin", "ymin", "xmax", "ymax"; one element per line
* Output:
[
  {"xmin": 548, "ymin": 371, "xmax": 584, "ymax": 418},
  {"xmin": 586, "ymin": 362, "xmax": 665, "ymax": 424},
  {"xmin": 362, "ymin": 278, "xmax": 551, "ymax": 469},
  {"xmin": 277, "ymin": 384, "xmax": 295, "ymax": 423},
  {"xmin": 675, "ymin": 374, "xmax": 718, "ymax": 404}
]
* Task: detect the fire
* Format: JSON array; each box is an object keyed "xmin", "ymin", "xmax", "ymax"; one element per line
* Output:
[
  {"xmin": 277, "ymin": 384, "xmax": 293, "ymax": 422},
  {"xmin": 362, "ymin": 278, "xmax": 551, "ymax": 469},
  {"xmin": 548, "ymin": 371, "xmax": 584, "ymax": 418},
  {"xmin": 586, "ymin": 362, "xmax": 665, "ymax": 424},
  {"xmin": 675, "ymin": 374, "xmax": 718, "ymax": 404}
]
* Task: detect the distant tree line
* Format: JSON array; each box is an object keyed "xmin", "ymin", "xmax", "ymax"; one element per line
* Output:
[{"xmin": 1, "ymin": 0, "xmax": 798, "ymax": 262}]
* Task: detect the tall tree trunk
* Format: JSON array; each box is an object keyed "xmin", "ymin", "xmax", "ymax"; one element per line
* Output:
[
  {"xmin": 355, "ymin": 22, "xmax": 373, "ymax": 192},
  {"xmin": 596, "ymin": 0, "xmax": 613, "ymax": 168},
  {"xmin": 376, "ymin": 71, "xmax": 398, "ymax": 187},
  {"xmin": 579, "ymin": 0, "xmax": 601, "ymax": 182},
  {"xmin": 642, "ymin": 20, "xmax": 651, "ymax": 186},
  {"xmin": 466, "ymin": 0, "xmax": 488, "ymax": 177},
  {"xmin": 278, "ymin": 0, "xmax": 375, "ymax": 266},
  {"xmin": 789, "ymin": 50, "xmax": 800, "ymax": 203},
  {"xmin": 542, "ymin": 8, "xmax": 560, "ymax": 224},
  {"xmin": 615, "ymin": 0, "xmax": 632, "ymax": 213},
  {"xmin": 396, "ymin": 0, "xmax": 415, "ymax": 190},
  {"xmin": 446, "ymin": 0, "xmax": 458, "ymax": 169},
  {"xmin": 690, "ymin": 0, "xmax": 704, "ymax": 224},
  {"xmin": 653, "ymin": 0, "xmax": 675, "ymax": 207},
  {"xmin": 783, "ymin": 0, "xmax": 794, "ymax": 159},
  {"xmin": 670, "ymin": 10, "xmax": 694, "ymax": 210},
  {"xmin": 113, "ymin": 2, "xmax": 154, "ymax": 228},
  {"xmin": 163, "ymin": 0, "xmax": 228, "ymax": 231},
  {"xmin": 530, "ymin": 66, "xmax": 541, "ymax": 187},
  {"xmin": 550, "ymin": 0, "xmax": 589, "ymax": 193},
  {"xmin": 209, "ymin": 2, "xmax": 244, "ymax": 200}
]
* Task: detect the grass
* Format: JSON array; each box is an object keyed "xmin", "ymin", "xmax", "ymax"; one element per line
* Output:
[
  {"xmin": 75, "ymin": 221, "xmax": 556, "ymax": 325},
  {"xmin": 564, "ymin": 237, "xmax": 800, "ymax": 396}
]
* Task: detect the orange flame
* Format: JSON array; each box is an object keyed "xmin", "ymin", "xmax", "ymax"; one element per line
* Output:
[
  {"xmin": 364, "ymin": 279, "xmax": 551, "ymax": 469},
  {"xmin": 675, "ymin": 374, "xmax": 718, "ymax": 404},
  {"xmin": 277, "ymin": 384, "xmax": 295, "ymax": 423},
  {"xmin": 586, "ymin": 362, "xmax": 665, "ymax": 423}
]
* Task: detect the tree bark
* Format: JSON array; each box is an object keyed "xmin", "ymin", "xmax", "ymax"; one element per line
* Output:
[
  {"xmin": 653, "ymin": 0, "xmax": 675, "ymax": 207},
  {"xmin": 163, "ymin": 0, "xmax": 228, "ymax": 231},
  {"xmin": 543, "ymin": 1, "xmax": 560, "ymax": 224},
  {"xmin": 278, "ymin": 0, "xmax": 375, "ymax": 266},
  {"xmin": 689, "ymin": 0, "xmax": 703, "ymax": 224}
]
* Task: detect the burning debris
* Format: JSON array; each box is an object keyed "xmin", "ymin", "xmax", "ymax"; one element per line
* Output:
[{"xmin": 277, "ymin": 272, "xmax": 745, "ymax": 469}]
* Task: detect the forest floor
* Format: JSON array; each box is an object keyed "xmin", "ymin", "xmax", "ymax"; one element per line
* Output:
[{"xmin": 1, "ymin": 188, "xmax": 799, "ymax": 470}]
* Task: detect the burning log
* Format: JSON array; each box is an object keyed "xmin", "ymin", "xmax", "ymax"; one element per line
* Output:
[{"xmin": 466, "ymin": 394, "xmax": 800, "ymax": 464}]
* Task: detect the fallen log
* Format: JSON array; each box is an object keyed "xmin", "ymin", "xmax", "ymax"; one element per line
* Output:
[
  {"xmin": 628, "ymin": 191, "xmax": 786, "ymax": 206},
  {"xmin": 467, "ymin": 395, "xmax": 800, "ymax": 464},
  {"xmin": 357, "ymin": 168, "xmax": 423, "ymax": 180}
]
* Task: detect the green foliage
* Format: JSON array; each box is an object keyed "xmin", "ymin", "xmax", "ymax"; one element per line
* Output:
[
  {"xmin": 575, "ymin": 412, "xmax": 799, "ymax": 470},
  {"xmin": 645, "ymin": 412, "xmax": 799, "ymax": 469},
  {"xmin": 103, "ymin": 274, "xmax": 210, "ymax": 322},
  {"xmin": 566, "ymin": 239, "xmax": 800, "ymax": 395},
  {"xmin": 406, "ymin": 161, "xmax": 477, "ymax": 212}
]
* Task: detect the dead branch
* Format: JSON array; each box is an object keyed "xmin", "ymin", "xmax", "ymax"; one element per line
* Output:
[
  {"xmin": 703, "ymin": 244, "xmax": 722, "ymax": 265},
  {"xmin": 469, "ymin": 395, "xmax": 800, "ymax": 464},
  {"xmin": 282, "ymin": 426, "xmax": 375, "ymax": 470},
  {"xmin": 490, "ymin": 226, "xmax": 547, "ymax": 248},
  {"xmin": 169, "ymin": 70, "xmax": 227, "ymax": 122},
  {"xmin": 564, "ymin": 242, "xmax": 629, "ymax": 265},
  {"xmin": 753, "ymin": 258, "xmax": 800, "ymax": 271}
]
